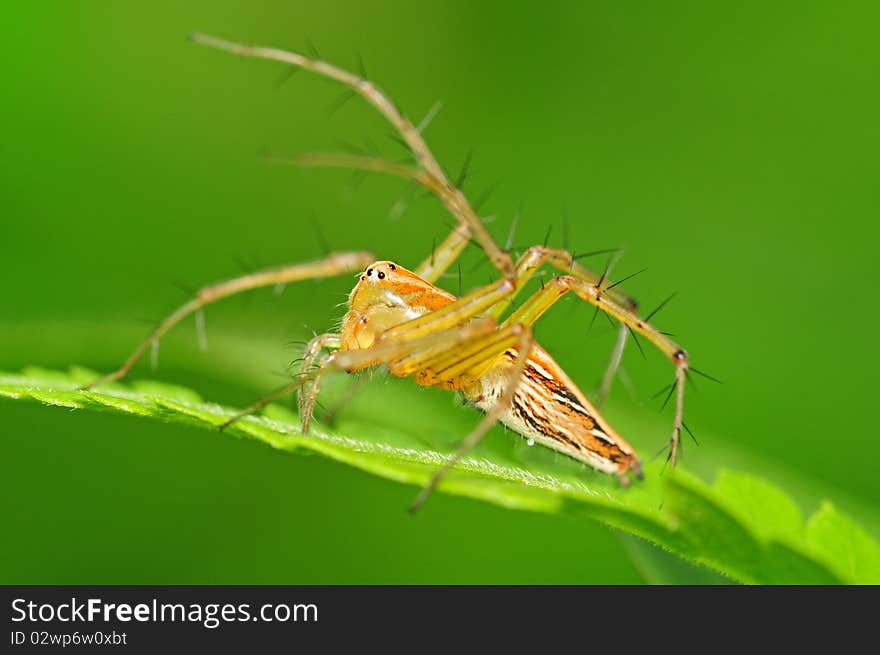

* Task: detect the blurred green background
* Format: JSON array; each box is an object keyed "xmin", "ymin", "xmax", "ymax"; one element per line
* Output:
[{"xmin": 2, "ymin": 1, "xmax": 878, "ymax": 583}]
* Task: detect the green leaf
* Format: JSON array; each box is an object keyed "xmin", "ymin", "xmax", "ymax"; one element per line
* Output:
[
  {"xmin": 713, "ymin": 470, "xmax": 805, "ymax": 544},
  {"xmin": 2, "ymin": 366, "xmax": 878, "ymax": 584},
  {"xmin": 663, "ymin": 472, "xmax": 840, "ymax": 584},
  {"xmin": 618, "ymin": 534, "xmax": 731, "ymax": 584},
  {"xmin": 807, "ymin": 502, "xmax": 880, "ymax": 584}
]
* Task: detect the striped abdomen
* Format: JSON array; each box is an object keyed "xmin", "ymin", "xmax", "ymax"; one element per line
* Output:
[{"xmin": 467, "ymin": 344, "xmax": 642, "ymax": 482}]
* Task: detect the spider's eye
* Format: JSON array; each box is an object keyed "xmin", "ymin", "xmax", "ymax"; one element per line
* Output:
[
  {"xmin": 389, "ymin": 263, "xmax": 396, "ymax": 270},
  {"xmin": 378, "ymin": 271, "xmax": 386, "ymax": 280},
  {"xmin": 366, "ymin": 269, "xmax": 372, "ymax": 276}
]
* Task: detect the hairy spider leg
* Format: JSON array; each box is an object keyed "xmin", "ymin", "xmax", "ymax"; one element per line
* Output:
[
  {"xmin": 489, "ymin": 245, "xmax": 639, "ymax": 407},
  {"xmin": 265, "ymin": 151, "xmax": 472, "ymax": 285},
  {"xmin": 298, "ymin": 333, "xmax": 342, "ymax": 420},
  {"xmin": 190, "ymin": 32, "xmax": 514, "ymax": 278},
  {"xmin": 81, "ymin": 252, "xmax": 375, "ymax": 389}
]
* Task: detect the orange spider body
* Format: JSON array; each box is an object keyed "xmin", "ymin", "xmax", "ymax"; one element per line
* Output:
[
  {"xmin": 340, "ymin": 261, "xmax": 642, "ymax": 482},
  {"xmin": 342, "ymin": 261, "xmax": 456, "ymax": 353}
]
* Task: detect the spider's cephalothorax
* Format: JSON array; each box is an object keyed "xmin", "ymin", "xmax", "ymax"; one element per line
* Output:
[
  {"xmin": 342, "ymin": 261, "xmax": 455, "ymax": 352},
  {"xmin": 84, "ymin": 34, "xmax": 694, "ymax": 510}
]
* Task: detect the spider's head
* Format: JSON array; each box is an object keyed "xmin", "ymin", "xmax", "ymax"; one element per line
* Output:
[
  {"xmin": 358, "ymin": 260, "xmax": 399, "ymax": 285},
  {"xmin": 341, "ymin": 261, "xmax": 456, "ymax": 350}
]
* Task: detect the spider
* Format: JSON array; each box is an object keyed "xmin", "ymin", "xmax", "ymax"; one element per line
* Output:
[{"xmin": 83, "ymin": 33, "xmax": 693, "ymax": 511}]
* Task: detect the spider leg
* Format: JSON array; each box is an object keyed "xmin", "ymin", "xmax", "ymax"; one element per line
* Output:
[
  {"xmin": 488, "ymin": 245, "xmax": 639, "ymax": 407},
  {"xmin": 389, "ymin": 320, "xmax": 507, "ymax": 383},
  {"xmin": 596, "ymin": 324, "xmax": 628, "ymax": 407},
  {"xmin": 276, "ymin": 154, "xmax": 476, "ymax": 286},
  {"xmin": 265, "ymin": 152, "xmax": 435, "ymax": 191},
  {"xmin": 219, "ymin": 375, "xmax": 310, "ymax": 431},
  {"xmin": 378, "ymin": 278, "xmax": 514, "ymax": 343},
  {"xmin": 491, "ymin": 245, "xmax": 637, "ymax": 318},
  {"xmin": 409, "ymin": 323, "xmax": 535, "ymax": 512},
  {"xmin": 266, "ymin": 152, "xmax": 474, "ymax": 284},
  {"xmin": 191, "ymin": 33, "xmax": 513, "ymax": 279},
  {"xmin": 81, "ymin": 251, "xmax": 374, "ymax": 389},
  {"xmin": 319, "ymin": 375, "xmax": 369, "ymax": 426},
  {"xmin": 294, "ymin": 332, "xmax": 399, "ymax": 428},
  {"xmin": 297, "ymin": 332, "xmax": 372, "ymax": 427},
  {"xmin": 298, "ymin": 333, "xmax": 342, "ymax": 420},
  {"xmin": 298, "ymin": 318, "xmax": 497, "ymax": 434},
  {"xmin": 414, "ymin": 221, "xmax": 472, "ymax": 284},
  {"xmin": 264, "ymin": 152, "xmax": 473, "ymax": 284},
  {"xmin": 501, "ymin": 274, "xmax": 690, "ymax": 466}
]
